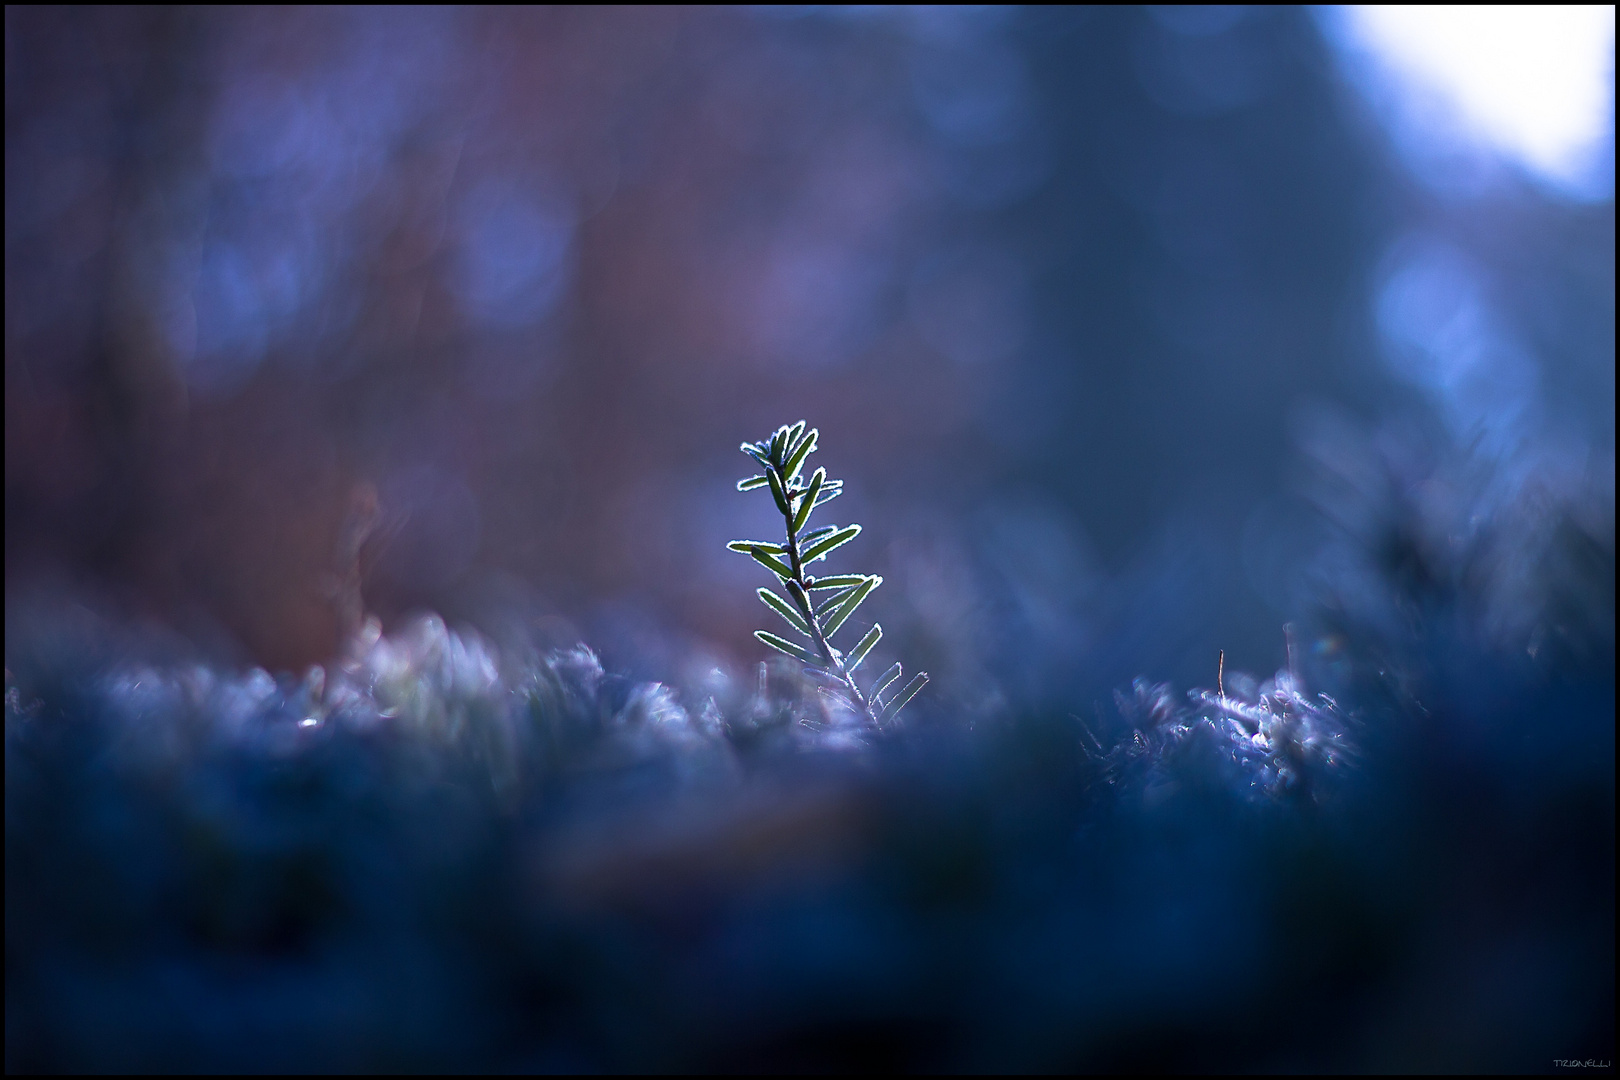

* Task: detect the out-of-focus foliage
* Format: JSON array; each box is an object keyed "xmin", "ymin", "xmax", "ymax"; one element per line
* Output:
[{"xmin": 5, "ymin": 581, "xmax": 1610, "ymax": 1070}]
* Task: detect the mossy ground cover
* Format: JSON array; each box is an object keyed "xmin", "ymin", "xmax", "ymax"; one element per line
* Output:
[{"xmin": 6, "ymin": 595, "xmax": 1611, "ymax": 1071}]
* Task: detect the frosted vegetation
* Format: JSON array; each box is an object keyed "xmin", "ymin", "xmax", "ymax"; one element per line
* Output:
[
  {"xmin": 730, "ymin": 421, "xmax": 928, "ymax": 726},
  {"xmin": 3, "ymin": 573, "xmax": 1370, "ymax": 1072},
  {"xmin": 5, "ymin": 610, "xmax": 1352, "ymax": 813}
]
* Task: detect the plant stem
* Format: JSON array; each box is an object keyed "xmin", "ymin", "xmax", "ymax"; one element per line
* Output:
[{"xmin": 774, "ymin": 462, "xmax": 877, "ymax": 723}]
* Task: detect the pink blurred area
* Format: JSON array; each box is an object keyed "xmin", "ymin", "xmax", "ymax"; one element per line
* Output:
[{"xmin": 5, "ymin": 7, "xmax": 980, "ymax": 671}]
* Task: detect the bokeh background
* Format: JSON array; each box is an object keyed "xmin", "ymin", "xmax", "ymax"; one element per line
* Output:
[
  {"xmin": 6, "ymin": 6, "xmax": 1615, "ymax": 1071},
  {"xmin": 6, "ymin": 5, "xmax": 1613, "ymax": 701}
]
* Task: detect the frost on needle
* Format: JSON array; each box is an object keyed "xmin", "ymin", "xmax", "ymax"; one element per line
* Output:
[{"xmin": 728, "ymin": 421, "xmax": 926, "ymax": 724}]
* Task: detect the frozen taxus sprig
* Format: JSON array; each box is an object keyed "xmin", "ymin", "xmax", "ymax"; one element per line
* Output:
[{"xmin": 729, "ymin": 421, "xmax": 926, "ymax": 724}]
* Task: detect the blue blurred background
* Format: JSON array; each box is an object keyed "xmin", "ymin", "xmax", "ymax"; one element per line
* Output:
[
  {"xmin": 6, "ymin": 5, "xmax": 1613, "ymax": 700},
  {"xmin": 5, "ymin": 6, "xmax": 1614, "ymax": 1071}
]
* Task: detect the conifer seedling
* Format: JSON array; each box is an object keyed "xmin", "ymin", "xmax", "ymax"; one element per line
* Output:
[{"xmin": 730, "ymin": 422, "xmax": 927, "ymax": 724}]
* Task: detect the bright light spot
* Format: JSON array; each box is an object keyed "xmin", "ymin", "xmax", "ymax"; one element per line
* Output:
[
  {"xmin": 299, "ymin": 717, "xmax": 319, "ymax": 728},
  {"xmin": 1329, "ymin": 5, "xmax": 1615, "ymax": 197},
  {"xmin": 1373, "ymin": 235, "xmax": 1541, "ymax": 455}
]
